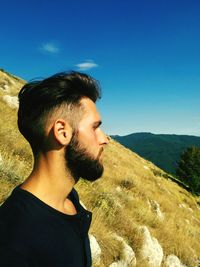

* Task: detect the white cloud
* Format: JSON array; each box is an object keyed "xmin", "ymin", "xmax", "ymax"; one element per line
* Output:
[
  {"xmin": 40, "ymin": 42, "xmax": 60, "ymax": 54},
  {"xmin": 75, "ymin": 60, "xmax": 98, "ymax": 71}
]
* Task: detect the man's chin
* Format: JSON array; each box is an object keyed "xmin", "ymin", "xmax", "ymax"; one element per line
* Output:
[
  {"xmin": 82, "ymin": 176, "xmax": 103, "ymax": 182},
  {"xmin": 82, "ymin": 166, "xmax": 104, "ymax": 182}
]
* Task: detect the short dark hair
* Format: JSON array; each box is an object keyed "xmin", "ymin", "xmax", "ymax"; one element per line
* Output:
[{"xmin": 18, "ymin": 71, "xmax": 101, "ymax": 154}]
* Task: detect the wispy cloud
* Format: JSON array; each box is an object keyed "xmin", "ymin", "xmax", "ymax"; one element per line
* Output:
[
  {"xmin": 40, "ymin": 42, "xmax": 60, "ymax": 54},
  {"xmin": 75, "ymin": 60, "xmax": 98, "ymax": 71}
]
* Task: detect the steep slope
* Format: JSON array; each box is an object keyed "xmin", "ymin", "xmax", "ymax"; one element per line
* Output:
[
  {"xmin": 0, "ymin": 70, "xmax": 200, "ymax": 267},
  {"xmin": 0, "ymin": 69, "xmax": 25, "ymax": 95},
  {"xmin": 112, "ymin": 132, "xmax": 200, "ymax": 174}
]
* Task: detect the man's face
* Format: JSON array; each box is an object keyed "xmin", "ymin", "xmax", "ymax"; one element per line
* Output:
[{"xmin": 65, "ymin": 98, "xmax": 108, "ymax": 182}]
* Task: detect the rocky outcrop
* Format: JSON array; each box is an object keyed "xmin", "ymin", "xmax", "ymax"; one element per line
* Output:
[
  {"xmin": 89, "ymin": 234, "xmax": 101, "ymax": 266},
  {"xmin": 164, "ymin": 254, "xmax": 187, "ymax": 267},
  {"xmin": 0, "ymin": 83, "xmax": 10, "ymax": 92},
  {"xmin": 109, "ymin": 234, "xmax": 136, "ymax": 267},
  {"xmin": 2, "ymin": 95, "xmax": 18, "ymax": 109},
  {"xmin": 89, "ymin": 228, "xmax": 189, "ymax": 267},
  {"xmin": 139, "ymin": 226, "xmax": 163, "ymax": 267},
  {"xmin": 148, "ymin": 199, "xmax": 164, "ymax": 221}
]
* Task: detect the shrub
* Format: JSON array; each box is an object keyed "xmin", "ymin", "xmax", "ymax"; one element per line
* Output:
[{"xmin": 176, "ymin": 146, "xmax": 200, "ymax": 194}]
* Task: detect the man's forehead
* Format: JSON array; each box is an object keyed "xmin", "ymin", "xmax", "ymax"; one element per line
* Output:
[
  {"xmin": 80, "ymin": 98, "xmax": 101, "ymax": 123},
  {"xmin": 80, "ymin": 98, "xmax": 101, "ymax": 120}
]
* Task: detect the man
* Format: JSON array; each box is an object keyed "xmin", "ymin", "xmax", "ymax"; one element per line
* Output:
[{"xmin": 0, "ymin": 71, "xmax": 109, "ymax": 266}]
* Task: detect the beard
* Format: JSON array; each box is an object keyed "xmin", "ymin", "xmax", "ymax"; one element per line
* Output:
[{"xmin": 65, "ymin": 133, "xmax": 104, "ymax": 183}]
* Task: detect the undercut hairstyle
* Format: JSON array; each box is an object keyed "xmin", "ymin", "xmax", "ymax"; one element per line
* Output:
[{"xmin": 18, "ymin": 71, "xmax": 101, "ymax": 154}]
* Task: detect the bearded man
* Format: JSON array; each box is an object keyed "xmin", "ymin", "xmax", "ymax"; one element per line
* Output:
[{"xmin": 0, "ymin": 71, "xmax": 109, "ymax": 267}]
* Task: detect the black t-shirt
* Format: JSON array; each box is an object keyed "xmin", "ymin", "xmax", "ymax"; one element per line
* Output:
[{"xmin": 0, "ymin": 186, "xmax": 92, "ymax": 267}]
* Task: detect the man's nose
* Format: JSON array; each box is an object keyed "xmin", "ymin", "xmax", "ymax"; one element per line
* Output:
[{"xmin": 99, "ymin": 130, "xmax": 109, "ymax": 145}]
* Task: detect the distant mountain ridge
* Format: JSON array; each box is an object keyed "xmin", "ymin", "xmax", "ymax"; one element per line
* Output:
[{"xmin": 111, "ymin": 132, "xmax": 200, "ymax": 174}]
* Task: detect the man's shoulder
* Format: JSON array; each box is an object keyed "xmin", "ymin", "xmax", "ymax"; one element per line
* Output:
[
  {"xmin": 0, "ymin": 186, "xmax": 55, "ymax": 256},
  {"xmin": 0, "ymin": 186, "xmax": 48, "ymax": 243},
  {"xmin": 0, "ymin": 188, "xmax": 34, "ymax": 239},
  {"xmin": 0, "ymin": 186, "xmax": 33, "ymax": 218}
]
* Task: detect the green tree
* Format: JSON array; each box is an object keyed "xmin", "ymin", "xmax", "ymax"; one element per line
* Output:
[{"xmin": 176, "ymin": 146, "xmax": 200, "ymax": 194}]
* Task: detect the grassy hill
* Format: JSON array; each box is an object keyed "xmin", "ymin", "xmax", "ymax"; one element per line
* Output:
[
  {"xmin": 0, "ymin": 70, "xmax": 200, "ymax": 267},
  {"xmin": 112, "ymin": 132, "xmax": 200, "ymax": 175}
]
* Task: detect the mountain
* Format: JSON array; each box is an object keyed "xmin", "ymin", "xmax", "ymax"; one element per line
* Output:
[
  {"xmin": 0, "ymin": 69, "xmax": 200, "ymax": 267},
  {"xmin": 112, "ymin": 132, "xmax": 200, "ymax": 174}
]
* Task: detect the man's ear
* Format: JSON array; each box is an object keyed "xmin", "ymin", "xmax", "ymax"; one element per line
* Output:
[{"xmin": 53, "ymin": 119, "xmax": 72, "ymax": 146}]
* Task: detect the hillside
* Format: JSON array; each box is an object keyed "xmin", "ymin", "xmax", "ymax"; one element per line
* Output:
[
  {"xmin": 0, "ymin": 70, "xmax": 200, "ymax": 267},
  {"xmin": 0, "ymin": 68, "xmax": 25, "ymax": 94},
  {"xmin": 112, "ymin": 132, "xmax": 200, "ymax": 175}
]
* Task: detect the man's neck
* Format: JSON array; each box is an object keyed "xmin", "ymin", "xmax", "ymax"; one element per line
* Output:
[{"xmin": 20, "ymin": 152, "xmax": 77, "ymax": 215}]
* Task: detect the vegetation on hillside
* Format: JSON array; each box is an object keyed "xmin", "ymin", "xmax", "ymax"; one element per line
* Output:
[{"xmin": 176, "ymin": 146, "xmax": 200, "ymax": 195}]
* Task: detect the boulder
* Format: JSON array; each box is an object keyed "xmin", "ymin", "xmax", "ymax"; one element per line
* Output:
[
  {"xmin": 164, "ymin": 254, "xmax": 187, "ymax": 267},
  {"xmin": 2, "ymin": 95, "xmax": 18, "ymax": 109},
  {"xmin": 139, "ymin": 226, "xmax": 163, "ymax": 267},
  {"xmin": 89, "ymin": 234, "xmax": 101, "ymax": 265},
  {"xmin": 109, "ymin": 234, "xmax": 136, "ymax": 267},
  {"xmin": 149, "ymin": 199, "xmax": 164, "ymax": 221}
]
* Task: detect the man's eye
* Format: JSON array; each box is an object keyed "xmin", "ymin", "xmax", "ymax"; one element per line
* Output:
[
  {"xmin": 92, "ymin": 122, "xmax": 102, "ymax": 130},
  {"xmin": 93, "ymin": 125, "xmax": 99, "ymax": 130}
]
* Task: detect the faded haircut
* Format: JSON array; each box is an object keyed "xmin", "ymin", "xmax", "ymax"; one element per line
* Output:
[{"xmin": 18, "ymin": 71, "xmax": 101, "ymax": 154}]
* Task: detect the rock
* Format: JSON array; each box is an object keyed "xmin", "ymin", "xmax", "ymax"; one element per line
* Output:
[
  {"xmin": 2, "ymin": 95, "xmax": 18, "ymax": 109},
  {"xmin": 80, "ymin": 200, "xmax": 87, "ymax": 210},
  {"xmin": 89, "ymin": 234, "xmax": 101, "ymax": 265},
  {"xmin": 109, "ymin": 234, "xmax": 136, "ymax": 267},
  {"xmin": 164, "ymin": 254, "xmax": 187, "ymax": 267},
  {"xmin": 139, "ymin": 226, "xmax": 163, "ymax": 267},
  {"xmin": 0, "ymin": 83, "xmax": 10, "ymax": 92},
  {"xmin": 149, "ymin": 199, "xmax": 164, "ymax": 221},
  {"xmin": 116, "ymin": 186, "xmax": 122, "ymax": 192}
]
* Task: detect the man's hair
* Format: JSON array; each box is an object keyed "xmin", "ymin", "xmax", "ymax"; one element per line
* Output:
[{"xmin": 18, "ymin": 71, "xmax": 101, "ymax": 154}]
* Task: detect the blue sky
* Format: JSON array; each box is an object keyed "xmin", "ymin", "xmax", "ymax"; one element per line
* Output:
[{"xmin": 1, "ymin": 0, "xmax": 200, "ymax": 136}]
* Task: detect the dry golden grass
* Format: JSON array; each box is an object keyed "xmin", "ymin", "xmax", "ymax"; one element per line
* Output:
[
  {"xmin": 0, "ymin": 69, "xmax": 25, "ymax": 95},
  {"xmin": 78, "ymin": 139, "xmax": 200, "ymax": 266},
  {"xmin": 0, "ymin": 71, "xmax": 200, "ymax": 266}
]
